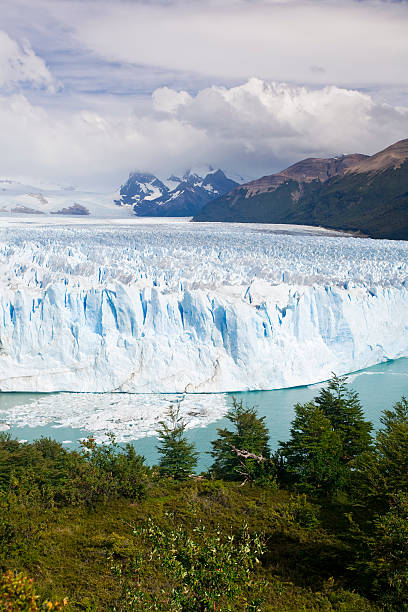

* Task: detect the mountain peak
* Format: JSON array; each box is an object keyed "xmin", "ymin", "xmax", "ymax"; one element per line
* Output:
[
  {"xmin": 345, "ymin": 138, "xmax": 408, "ymax": 175},
  {"xmin": 116, "ymin": 167, "xmax": 239, "ymax": 217}
]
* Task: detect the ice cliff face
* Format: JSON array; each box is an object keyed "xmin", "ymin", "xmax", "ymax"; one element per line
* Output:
[{"xmin": 0, "ymin": 219, "xmax": 407, "ymax": 393}]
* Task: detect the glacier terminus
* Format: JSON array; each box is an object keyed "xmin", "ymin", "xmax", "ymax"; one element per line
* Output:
[{"xmin": 0, "ymin": 217, "xmax": 407, "ymax": 394}]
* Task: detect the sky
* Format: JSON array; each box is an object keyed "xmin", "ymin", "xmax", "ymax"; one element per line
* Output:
[{"xmin": 0, "ymin": 0, "xmax": 407, "ymax": 190}]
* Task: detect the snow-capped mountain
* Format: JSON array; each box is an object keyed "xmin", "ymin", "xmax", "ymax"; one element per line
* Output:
[
  {"xmin": 0, "ymin": 179, "xmax": 133, "ymax": 218},
  {"xmin": 115, "ymin": 169, "xmax": 239, "ymax": 216}
]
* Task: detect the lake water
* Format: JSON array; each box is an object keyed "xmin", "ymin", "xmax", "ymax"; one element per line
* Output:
[{"xmin": 1, "ymin": 357, "xmax": 407, "ymax": 471}]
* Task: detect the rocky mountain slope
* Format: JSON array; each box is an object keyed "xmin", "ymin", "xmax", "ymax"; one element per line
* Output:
[
  {"xmin": 115, "ymin": 169, "xmax": 239, "ymax": 216},
  {"xmin": 194, "ymin": 139, "xmax": 408, "ymax": 240}
]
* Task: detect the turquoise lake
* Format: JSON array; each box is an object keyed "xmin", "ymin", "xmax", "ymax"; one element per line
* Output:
[{"xmin": 1, "ymin": 357, "xmax": 408, "ymax": 470}]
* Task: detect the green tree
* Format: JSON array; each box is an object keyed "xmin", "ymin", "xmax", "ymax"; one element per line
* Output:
[
  {"xmin": 279, "ymin": 402, "xmax": 346, "ymax": 495},
  {"xmin": 77, "ymin": 434, "xmax": 149, "ymax": 504},
  {"xmin": 354, "ymin": 397, "xmax": 408, "ymax": 505},
  {"xmin": 352, "ymin": 492, "xmax": 408, "ymax": 608},
  {"xmin": 210, "ymin": 398, "xmax": 272, "ymax": 483},
  {"xmin": 314, "ymin": 374, "xmax": 373, "ymax": 461},
  {"xmin": 156, "ymin": 403, "xmax": 198, "ymax": 480}
]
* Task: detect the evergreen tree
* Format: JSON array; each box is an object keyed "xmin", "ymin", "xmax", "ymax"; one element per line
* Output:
[
  {"xmin": 156, "ymin": 403, "xmax": 198, "ymax": 480},
  {"xmin": 353, "ymin": 492, "xmax": 408, "ymax": 607},
  {"xmin": 355, "ymin": 397, "xmax": 408, "ymax": 504},
  {"xmin": 210, "ymin": 398, "xmax": 271, "ymax": 482},
  {"xmin": 314, "ymin": 374, "xmax": 373, "ymax": 461},
  {"xmin": 279, "ymin": 402, "xmax": 346, "ymax": 495}
]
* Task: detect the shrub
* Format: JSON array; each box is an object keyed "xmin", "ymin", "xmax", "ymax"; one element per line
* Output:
[
  {"xmin": 0, "ymin": 571, "xmax": 67, "ymax": 611},
  {"xmin": 112, "ymin": 514, "xmax": 266, "ymax": 610},
  {"xmin": 74, "ymin": 434, "xmax": 149, "ymax": 505}
]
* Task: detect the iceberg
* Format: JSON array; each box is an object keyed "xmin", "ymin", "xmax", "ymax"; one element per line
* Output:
[{"xmin": 0, "ymin": 218, "xmax": 407, "ymax": 393}]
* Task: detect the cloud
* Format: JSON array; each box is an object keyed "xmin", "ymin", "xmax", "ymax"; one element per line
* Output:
[
  {"xmin": 0, "ymin": 79, "xmax": 406, "ymax": 189},
  {"xmin": 68, "ymin": 0, "xmax": 408, "ymax": 88},
  {"xmin": 153, "ymin": 87, "xmax": 192, "ymax": 113},
  {"xmin": 0, "ymin": 0, "xmax": 406, "ymax": 189},
  {"xmin": 0, "ymin": 31, "xmax": 57, "ymax": 92},
  {"xmin": 150, "ymin": 79, "xmax": 408, "ymax": 175}
]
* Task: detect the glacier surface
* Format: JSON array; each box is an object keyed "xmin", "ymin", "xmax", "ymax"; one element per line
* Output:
[{"xmin": 0, "ymin": 217, "xmax": 407, "ymax": 393}]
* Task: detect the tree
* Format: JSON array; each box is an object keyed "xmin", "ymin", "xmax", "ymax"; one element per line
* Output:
[
  {"xmin": 210, "ymin": 398, "xmax": 272, "ymax": 483},
  {"xmin": 279, "ymin": 402, "xmax": 346, "ymax": 495},
  {"xmin": 156, "ymin": 403, "xmax": 198, "ymax": 480},
  {"xmin": 352, "ymin": 492, "xmax": 408, "ymax": 608},
  {"xmin": 354, "ymin": 397, "xmax": 408, "ymax": 505},
  {"xmin": 78, "ymin": 434, "xmax": 149, "ymax": 504},
  {"xmin": 314, "ymin": 374, "xmax": 373, "ymax": 461}
]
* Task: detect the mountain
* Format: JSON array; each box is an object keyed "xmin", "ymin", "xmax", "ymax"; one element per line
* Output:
[
  {"xmin": 115, "ymin": 169, "xmax": 239, "ymax": 216},
  {"xmin": 193, "ymin": 139, "xmax": 408, "ymax": 240},
  {"xmin": 0, "ymin": 179, "xmax": 132, "ymax": 218}
]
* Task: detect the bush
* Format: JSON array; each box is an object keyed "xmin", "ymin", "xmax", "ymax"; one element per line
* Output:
[
  {"xmin": 0, "ymin": 434, "xmax": 149, "ymax": 508},
  {"xmin": 76, "ymin": 434, "xmax": 149, "ymax": 505},
  {"xmin": 112, "ymin": 513, "xmax": 266, "ymax": 610},
  {"xmin": 0, "ymin": 571, "xmax": 67, "ymax": 611},
  {"xmin": 286, "ymin": 494, "xmax": 320, "ymax": 530},
  {"xmin": 358, "ymin": 492, "xmax": 408, "ymax": 607}
]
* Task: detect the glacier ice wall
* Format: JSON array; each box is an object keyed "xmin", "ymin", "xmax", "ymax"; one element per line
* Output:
[{"xmin": 0, "ymin": 219, "xmax": 407, "ymax": 392}]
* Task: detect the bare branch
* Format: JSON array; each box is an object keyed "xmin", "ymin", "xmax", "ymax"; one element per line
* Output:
[{"xmin": 230, "ymin": 445, "xmax": 266, "ymax": 464}]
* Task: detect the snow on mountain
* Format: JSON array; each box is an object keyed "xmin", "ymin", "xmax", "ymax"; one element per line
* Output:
[
  {"xmin": 0, "ymin": 218, "xmax": 407, "ymax": 394},
  {"xmin": 0, "ymin": 179, "xmax": 132, "ymax": 218},
  {"xmin": 115, "ymin": 169, "xmax": 239, "ymax": 216}
]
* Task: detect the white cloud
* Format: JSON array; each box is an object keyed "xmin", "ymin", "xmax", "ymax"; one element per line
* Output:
[
  {"xmin": 0, "ymin": 31, "xmax": 57, "ymax": 92},
  {"xmin": 0, "ymin": 79, "xmax": 406, "ymax": 189},
  {"xmin": 68, "ymin": 0, "xmax": 408, "ymax": 88},
  {"xmin": 152, "ymin": 87, "xmax": 192, "ymax": 114}
]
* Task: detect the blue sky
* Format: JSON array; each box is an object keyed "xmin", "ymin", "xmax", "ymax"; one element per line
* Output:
[{"xmin": 0, "ymin": 0, "xmax": 407, "ymax": 189}]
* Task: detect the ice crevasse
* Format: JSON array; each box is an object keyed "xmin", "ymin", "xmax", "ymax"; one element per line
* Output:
[{"xmin": 0, "ymin": 221, "xmax": 407, "ymax": 393}]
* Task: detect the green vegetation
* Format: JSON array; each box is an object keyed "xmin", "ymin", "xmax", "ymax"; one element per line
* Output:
[
  {"xmin": 0, "ymin": 571, "xmax": 67, "ymax": 611},
  {"xmin": 113, "ymin": 515, "xmax": 266, "ymax": 610},
  {"xmin": 279, "ymin": 374, "xmax": 373, "ymax": 494},
  {"xmin": 0, "ymin": 375, "xmax": 407, "ymax": 610},
  {"xmin": 194, "ymin": 159, "xmax": 408, "ymax": 240},
  {"xmin": 210, "ymin": 398, "xmax": 273, "ymax": 483},
  {"xmin": 279, "ymin": 401, "xmax": 346, "ymax": 494},
  {"xmin": 355, "ymin": 397, "xmax": 408, "ymax": 507},
  {"xmin": 314, "ymin": 374, "xmax": 373, "ymax": 461},
  {"xmin": 156, "ymin": 403, "xmax": 198, "ymax": 480}
]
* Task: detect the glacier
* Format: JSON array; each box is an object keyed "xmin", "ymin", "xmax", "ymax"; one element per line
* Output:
[{"xmin": 0, "ymin": 217, "xmax": 407, "ymax": 393}]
